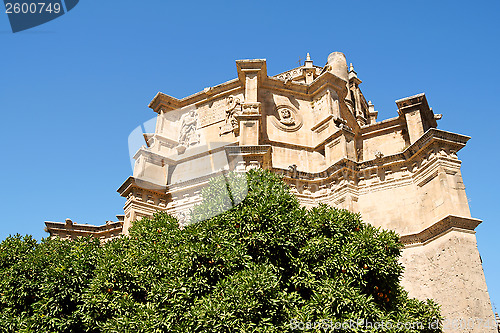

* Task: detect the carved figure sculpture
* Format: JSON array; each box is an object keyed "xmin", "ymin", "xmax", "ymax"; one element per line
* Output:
[
  {"xmin": 178, "ymin": 110, "xmax": 199, "ymax": 146},
  {"xmin": 220, "ymin": 96, "xmax": 241, "ymax": 135}
]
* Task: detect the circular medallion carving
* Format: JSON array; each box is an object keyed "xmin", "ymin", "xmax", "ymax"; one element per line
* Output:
[{"xmin": 271, "ymin": 105, "xmax": 303, "ymax": 132}]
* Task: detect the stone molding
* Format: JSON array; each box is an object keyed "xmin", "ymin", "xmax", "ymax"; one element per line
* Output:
[
  {"xmin": 400, "ymin": 215, "xmax": 482, "ymax": 247},
  {"xmin": 148, "ymin": 59, "xmax": 351, "ymax": 114},
  {"xmin": 165, "ymin": 172, "xmax": 222, "ymax": 194},
  {"xmin": 135, "ymin": 141, "xmax": 232, "ymax": 166},
  {"xmin": 306, "ymin": 128, "xmax": 464, "ymax": 180},
  {"xmin": 273, "ymin": 65, "xmax": 323, "ymax": 83},
  {"xmin": 117, "ymin": 176, "xmax": 167, "ymax": 197},
  {"xmin": 396, "ymin": 93, "xmax": 438, "ymax": 129},
  {"xmin": 121, "ymin": 127, "xmax": 469, "ymax": 230},
  {"xmin": 149, "ymin": 80, "xmax": 242, "ymax": 113},
  {"xmin": 44, "ymin": 220, "xmax": 123, "ymax": 240}
]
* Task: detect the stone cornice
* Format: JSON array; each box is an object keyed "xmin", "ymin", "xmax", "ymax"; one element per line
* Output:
[
  {"xmin": 45, "ymin": 220, "xmax": 123, "ymax": 235},
  {"xmin": 402, "ymin": 128, "xmax": 469, "ymax": 159},
  {"xmin": 270, "ymin": 128, "xmax": 469, "ymax": 183},
  {"xmin": 123, "ymin": 195, "xmax": 169, "ymax": 212},
  {"xmin": 360, "ymin": 116, "xmax": 402, "ymax": 137},
  {"xmin": 272, "ymin": 64, "xmax": 323, "ymax": 80},
  {"xmin": 400, "ymin": 215, "xmax": 481, "ymax": 246},
  {"xmin": 236, "ymin": 59, "xmax": 268, "ymax": 82},
  {"xmin": 275, "ymin": 157, "xmax": 358, "ymax": 182},
  {"xmin": 117, "ymin": 176, "xmax": 167, "ymax": 197},
  {"xmin": 261, "ymin": 77, "xmax": 311, "ymax": 98},
  {"xmin": 396, "ymin": 93, "xmax": 438, "ymax": 129},
  {"xmin": 133, "ymin": 147, "xmax": 171, "ymax": 166},
  {"xmin": 311, "ymin": 114, "xmax": 334, "ymax": 132},
  {"xmin": 260, "ymin": 72, "xmax": 348, "ymax": 102},
  {"xmin": 225, "ymin": 145, "xmax": 272, "ymax": 156},
  {"xmin": 165, "ymin": 170, "xmax": 230, "ymax": 194},
  {"xmin": 144, "ymin": 133, "xmax": 178, "ymax": 148},
  {"xmin": 135, "ymin": 142, "xmax": 232, "ymax": 166},
  {"xmin": 308, "ymin": 72, "xmax": 348, "ymax": 98},
  {"xmin": 148, "ymin": 80, "xmax": 242, "ymax": 113},
  {"xmin": 359, "ymin": 128, "xmax": 469, "ymax": 169},
  {"xmin": 149, "ymin": 59, "xmax": 350, "ymax": 114},
  {"xmin": 396, "ymin": 93, "xmax": 427, "ymax": 113},
  {"xmin": 265, "ymin": 126, "xmax": 354, "ymax": 151},
  {"xmin": 243, "ymin": 128, "xmax": 465, "ymax": 170}
]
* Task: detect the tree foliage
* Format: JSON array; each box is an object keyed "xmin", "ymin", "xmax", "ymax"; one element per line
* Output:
[{"xmin": 0, "ymin": 169, "xmax": 442, "ymax": 332}]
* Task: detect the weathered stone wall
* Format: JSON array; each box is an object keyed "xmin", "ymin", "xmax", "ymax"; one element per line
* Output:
[{"xmin": 401, "ymin": 229, "xmax": 496, "ymax": 332}]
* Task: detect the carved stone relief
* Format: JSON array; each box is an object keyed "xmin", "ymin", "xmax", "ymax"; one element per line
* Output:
[
  {"xmin": 271, "ymin": 105, "xmax": 303, "ymax": 132},
  {"xmin": 220, "ymin": 95, "xmax": 242, "ymax": 135},
  {"xmin": 276, "ymin": 69, "xmax": 301, "ymax": 82},
  {"xmin": 197, "ymin": 98, "xmax": 226, "ymax": 128},
  {"xmin": 177, "ymin": 110, "xmax": 200, "ymax": 154}
]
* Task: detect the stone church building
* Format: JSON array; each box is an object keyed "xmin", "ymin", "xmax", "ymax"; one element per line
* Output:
[{"xmin": 45, "ymin": 52, "xmax": 496, "ymax": 331}]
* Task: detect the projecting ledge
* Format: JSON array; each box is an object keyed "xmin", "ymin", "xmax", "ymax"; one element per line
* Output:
[{"xmin": 400, "ymin": 215, "xmax": 482, "ymax": 248}]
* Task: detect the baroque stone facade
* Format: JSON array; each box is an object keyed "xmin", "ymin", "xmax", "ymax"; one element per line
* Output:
[{"xmin": 45, "ymin": 52, "xmax": 496, "ymax": 331}]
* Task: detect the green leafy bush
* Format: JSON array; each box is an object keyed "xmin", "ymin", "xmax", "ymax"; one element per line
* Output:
[
  {"xmin": 0, "ymin": 235, "xmax": 101, "ymax": 332},
  {"xmin": 0, "ymin": 169, "xmax": 442, "ymax": 332}
]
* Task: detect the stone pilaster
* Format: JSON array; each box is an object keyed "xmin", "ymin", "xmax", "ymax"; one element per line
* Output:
[
  {"xmin": 235, "ymin": 59, "xmax": 266, "ymax": 147},
  {"xmin": 236, "ymin": 103, "xmax": 261, "ymax": 146},
  {"xmin": 396, "ymin": 93, "xmax": 438, "ymax": 144}
]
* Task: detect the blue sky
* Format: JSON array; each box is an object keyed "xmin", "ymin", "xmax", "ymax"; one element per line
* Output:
[{"xmin": 1, "ymin": 0, "xmax": 499, "ymax": 313}]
